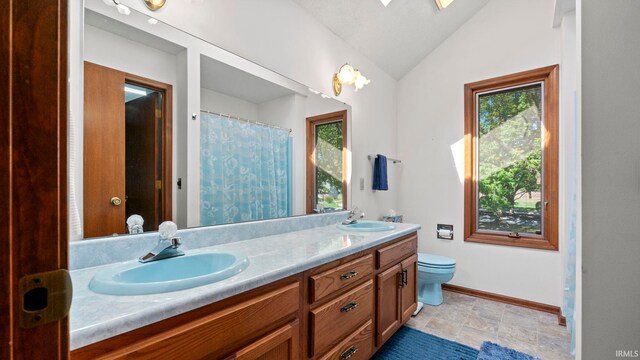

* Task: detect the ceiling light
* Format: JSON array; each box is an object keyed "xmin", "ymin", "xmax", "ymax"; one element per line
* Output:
[
  {"xmin": 435, "ymin": 0, "xmax": 455, "ymax": 10},
  {"xmin": 124, "ymin": 86, "xmax": 147, "ymax": 96},
  {"xmin": 333, "ymin": 63, "xmax": 371, "ymax": 96},
  {"xmin": 148, "ymin": 17, "xmax": 159, "ymax": 25},
  {"xmin": 380, "ymin": 0, "xmax": 393, "ymax": 7},
  {"xmin": 116, "ymin": 3, "xmax": 131, "ymax": 15},
  {"xmin": 102, "ymin": 0, "xmax": 131, "ymax": 15}
]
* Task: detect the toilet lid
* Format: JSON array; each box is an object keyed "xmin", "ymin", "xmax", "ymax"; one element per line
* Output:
[{"xmin": 418, "ymin": 253, "xmax": 456, "ymax": 267}]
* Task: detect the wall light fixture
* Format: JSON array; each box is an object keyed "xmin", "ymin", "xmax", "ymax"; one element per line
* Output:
[
  {"xmin": 333, "ymin": 63, "xmax": 371, "ymax": 96},
  {"xmin": 144, "ymin": 0, "xmax": 167, "ymax": 11}
]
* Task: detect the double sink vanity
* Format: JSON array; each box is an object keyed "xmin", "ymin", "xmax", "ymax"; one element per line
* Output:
[
  {"xmin": 69, "ymin": 213, "xmax": 420, "ymax": 359},
  {"xmin": 69, "ymin": 3, "xmax": 418, "ymax": 358}
]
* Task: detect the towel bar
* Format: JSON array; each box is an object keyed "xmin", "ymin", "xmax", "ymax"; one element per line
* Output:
[{"xmin": 367, "ymin": 155, "xmax": 402, "ymax": 164}]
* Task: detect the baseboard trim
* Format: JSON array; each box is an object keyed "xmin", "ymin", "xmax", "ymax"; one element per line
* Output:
[{"xmin": 442, "ymin": 284, "xmax": 566, "ymax": 327}]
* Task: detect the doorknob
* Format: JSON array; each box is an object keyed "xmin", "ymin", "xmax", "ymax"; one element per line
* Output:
[{"xmin": 110, "ymin": 197, "xmax": 122, "ymax": 206}]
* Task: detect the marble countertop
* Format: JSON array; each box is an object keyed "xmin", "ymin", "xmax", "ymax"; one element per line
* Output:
[{"xmin": 69, "ymin": 222, "xmax": 421, "ymax": 350}]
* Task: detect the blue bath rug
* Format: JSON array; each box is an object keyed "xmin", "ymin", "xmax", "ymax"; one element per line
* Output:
[
  {"xmin": 477, "ymin": 341, "xmax": 540, "ymax": 360},
  {"xmin": 372, "ymin": 326, "xmax": 479, "ymax": 360}
]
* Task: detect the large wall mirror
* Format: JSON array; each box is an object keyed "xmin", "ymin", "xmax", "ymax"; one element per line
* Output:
[{"xmin": 73, "ymin": 0, "xmax": 352, "ymax": 240}]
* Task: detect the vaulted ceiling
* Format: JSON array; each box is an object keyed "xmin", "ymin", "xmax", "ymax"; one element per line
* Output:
[{"xmin": 292, "ymin": 0, "xmax": 490, "ymax": 79}]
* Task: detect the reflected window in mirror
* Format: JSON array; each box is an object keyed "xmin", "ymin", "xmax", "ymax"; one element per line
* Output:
[{"xmin": 306, "ymin": 111, "xmax": 348, "ymax": 214}]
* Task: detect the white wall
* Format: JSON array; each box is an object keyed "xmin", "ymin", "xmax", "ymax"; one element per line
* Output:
[
  {"xmin": 582, "ymin": 0, "xmax": 640, "ymax": 357},
  {"xmin": 200, "ymin": 88, "xmax": 259, "ymax": 121},
  {"xmin": 118, "ymin": 0, "xmax": 400, "ymax": 221},
  {"xmin": 397, "ymin": 0, "xmax": 567, "ymax": 306}
]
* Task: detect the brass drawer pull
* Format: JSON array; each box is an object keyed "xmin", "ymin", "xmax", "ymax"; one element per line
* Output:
[
  {"xmin": 340, "ymin": 345, "xmax": 358, "ymax": 360},
  {"xmin": 340, "ymin": 301, "xmax": 359, "ymax": 313},
  {"xmin": 340, "ymin": 271, "xmax": 359, "ymax": 280}
]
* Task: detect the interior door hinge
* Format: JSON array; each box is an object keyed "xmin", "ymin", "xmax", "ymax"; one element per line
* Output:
[{"xmin": 156, "ymin": 180, "xmax": 162, "ymax": 190}]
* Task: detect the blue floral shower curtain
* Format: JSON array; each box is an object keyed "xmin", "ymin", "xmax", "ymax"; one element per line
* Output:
[{"xmin": 200, "ymin": 112, "xmax": 292, "ymax": 226}]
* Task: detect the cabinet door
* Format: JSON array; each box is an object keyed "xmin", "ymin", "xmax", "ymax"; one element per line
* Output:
[
  {"xmin": 235, "ymin": 320, "xmax": 299, "ymax": 360},
  {"xmin": 376, "ymin": 264, "xmax": 402, "ymax": 346},
  {"xmin": 400, "ymin": 254, "xmax": 418, "ymax": 323}
]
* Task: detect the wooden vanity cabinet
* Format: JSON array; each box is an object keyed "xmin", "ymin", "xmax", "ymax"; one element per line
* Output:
[
  {"xmin": 375, "ymin": 235, "xmax": 418, "ymax": 347},
  {"xmin": 71, "ymin": 278, "xmax": 303, "ymax": 360},
  {"xmin": 71, "ymin": 232, "xmax": 418, "ymax": 360}
]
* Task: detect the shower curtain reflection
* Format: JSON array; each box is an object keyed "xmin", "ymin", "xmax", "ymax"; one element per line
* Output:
[{"xmin": 200, "ymin": 112, "xmax": 292, "ymax": 226}]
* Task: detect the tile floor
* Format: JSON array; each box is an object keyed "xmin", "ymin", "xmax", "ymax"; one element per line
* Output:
[{"xmin": 405, "ymin": 290, "xmax": 573, "ymax": 360}]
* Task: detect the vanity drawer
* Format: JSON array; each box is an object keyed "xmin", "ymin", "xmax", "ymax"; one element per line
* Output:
[
  {"xmin": 310, "ymin": 254, "xmax": 373, "ymax": 303},
  {"xmin": 318, "ymin": 320, "xmax": 373, "ymax": 360},
  {"xmin": 377, "ymin": 235, "xmax": 417, "ymax": 270},
  {"xmin": 310, "ymin": 280, "xmax": 374, "ymax": 357}
]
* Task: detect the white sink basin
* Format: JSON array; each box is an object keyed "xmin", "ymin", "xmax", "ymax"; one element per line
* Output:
[
  {"xmin": 337, "ymin": 220, "xmax": 396, "ymax": 232},
  {"xmin": 89, "ymin": 251, "xmax": 249, "ymax": 295}
]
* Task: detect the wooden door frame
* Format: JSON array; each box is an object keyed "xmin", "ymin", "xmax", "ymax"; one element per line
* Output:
[
  {"xmin": 124, "ymin": 73, "xmax": 173, "ymax": 224},
  {"xmin": 1, "ymin": 0, "xmax": 69, "ymax": 358},
  {"xmin": 305, "ymin": 110, "xmax": 348, "ymax": 214}
]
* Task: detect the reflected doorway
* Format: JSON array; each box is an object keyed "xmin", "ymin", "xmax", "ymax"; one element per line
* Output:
[{"xmin": 84, "ymin": 62, "xmax": 172, "ymax": 237}]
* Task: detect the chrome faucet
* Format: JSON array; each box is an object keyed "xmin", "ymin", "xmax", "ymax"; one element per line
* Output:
[
  {"xmin": 139, "ymin": 221, "xmax": 184, "ymax": 263},
  {"xmin": 342, "ymin": 207, "xmax": 365, "ymax": 225}
]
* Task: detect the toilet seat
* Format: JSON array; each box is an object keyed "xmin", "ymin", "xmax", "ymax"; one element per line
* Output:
[{"xmin": 417, "ymin": 253, "xmax": 456, "ymax": 268}]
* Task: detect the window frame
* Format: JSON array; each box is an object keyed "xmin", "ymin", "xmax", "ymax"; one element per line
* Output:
[
  {"xmin": 464, "ymin": 65, "xmax": 559, "ymax": 251},
  {"xmin": 306, "ymin": 110, "xmax": 348, "ymax": 214}
]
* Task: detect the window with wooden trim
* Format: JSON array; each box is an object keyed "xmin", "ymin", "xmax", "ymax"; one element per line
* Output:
[
  {"xmin": 464, "ymin": 65, "xmax": 559, "ymax": 250},
  {"xmin": 306, "ymin": 110, "xmax": 348, "ymax": 214}
]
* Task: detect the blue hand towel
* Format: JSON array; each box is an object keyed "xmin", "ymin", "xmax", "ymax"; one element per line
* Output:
[{"xmin": 372, "ymin": 154, "xmax": 389, "ymax": 191}]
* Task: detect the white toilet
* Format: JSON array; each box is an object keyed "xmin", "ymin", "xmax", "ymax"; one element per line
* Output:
[{"xmin": 417, "ymin": 253, "xmax": 456, "ymax": 306}]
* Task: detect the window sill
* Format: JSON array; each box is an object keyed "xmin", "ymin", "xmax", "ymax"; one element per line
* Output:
[{"xmin": 465, "ymin": 232, "xmax": 558, "ymax": 251}]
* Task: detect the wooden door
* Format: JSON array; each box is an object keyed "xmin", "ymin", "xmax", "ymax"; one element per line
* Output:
[
  {"xmin": 235, "ymin": 320, "xmax": 299, "ymax": 360},
  {"xmin": 401, "ymin": 255, "xmax": 418, "ymax": 323},
  {"xmin": 125, "ymin": 92, "xmax": 160, "ymax": 231},
  {"xmin": 1, "ymin": 0, "xmax": 70, "ymax": 358},
  {"xmin": 84, "ymin": 62, "xmax": 126, "ymax": 237},
  {"xmin": 376, "ymin": 264, "xmax": 401, "ymax": 346}
]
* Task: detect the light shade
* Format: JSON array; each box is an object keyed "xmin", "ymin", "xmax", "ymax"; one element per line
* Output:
[
  {"xmin": 380, "ymin": 0, "xmax": 393, "ymax": 7},
  {"xmin": 337, "ymin": 64, "xmax": 356, "ymax": 85},
  {"xmin": 435, "ymin": 0, "xmax": 455, "ymax": 10},
  {"xmin": 353, "ymin": 71, "xmax": 371, "ymax": 91}
]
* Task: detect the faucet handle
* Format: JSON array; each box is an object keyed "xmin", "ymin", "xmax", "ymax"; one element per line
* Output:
[
  {"xmin": 158, "ymin": 221, "xmax": 178, "ymax": 240},
  {"xmin": 171, "ymin": 237, "xmax": 181, "ymax": 249},
  {"xmin": 349, "ymin": 206, "xmax": 364, "ymax": 219}
]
